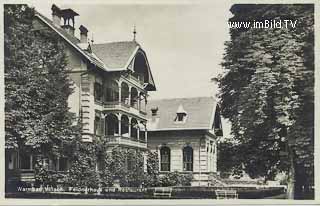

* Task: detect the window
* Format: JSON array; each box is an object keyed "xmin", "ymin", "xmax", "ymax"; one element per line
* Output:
[
  {"xmin": 183, "ymin": 146, "xmax": 193, "ymax": 171},
  {"xmin": 105, "ymin": 81, "xmax": 119, "ymax": 102},
  {"xmin": 94, "ymin": 116, "xmax": 103, "ymax": 136},
  {"xmin": 49, "ymin": 159, "xmax": 57, "ymax": 171},
  {"xmin": 160, "ymin": 146, "xmax": 170, "ymax": 171},
  {"xmin": 121, "ymin": 115, "xmax": 129, "ymax": 137},
  {"xmin": 176, "ymin": 113, "xmax": 185, "ymax": 122},
  {"xmin": 8, "ymin": 152, "xmax": 18, "ymax": 170},
  {"xmin": 131, "ymin": 119, "xmax": 138, "ymax": 140},
  {"xmin": 94, "ymin": 82, "xmax": 103, "ymax": 102},
  {"xmin": 105, "ymin": 114, "xmax": 119, "ymax": 136},
  {"xmin": 20, "ymin": 154, "xmax": 32, "ymax": 170},
  {"xmin": 59, "ymin": 157, "xmax": 68, "ymax": 171}
]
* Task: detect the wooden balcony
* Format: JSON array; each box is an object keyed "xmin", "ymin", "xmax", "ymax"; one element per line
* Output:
[
  {"xmin": 126, "ymin": 73, "xmax": 144, "ymax": 86},
  {"xmin": 103, "ymin": 101, "xmax": 147, "ymax": 119},
  {"xmin": 104, "ymin": 135, "xmax": 147, "ymax": 149}
]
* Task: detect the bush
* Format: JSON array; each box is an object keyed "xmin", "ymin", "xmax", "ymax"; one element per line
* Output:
[
  {"xmin": 144, "ymin": 150, "xmax": 160, "ymax": 187},
  {"xmin": 66, "ymin": 140, "xmax": 100, "ymax": 189},
  {"xmin": 99, "ymin": 146, "xmax": 148, "ymax": 187},
  {"xmin": 159, "ymin": 171, "xmax": 193, "ymax": 186}
]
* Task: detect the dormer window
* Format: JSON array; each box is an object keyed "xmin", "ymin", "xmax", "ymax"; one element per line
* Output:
[
  {"xmin": 176, "ymin": 113, "xmax": 184, "ymax": 121},
  {"xmin": 175, "ymin": 105, "xmax": 187, "ymax": 123}
]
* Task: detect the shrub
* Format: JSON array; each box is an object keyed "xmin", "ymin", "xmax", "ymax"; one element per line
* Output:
[
  {"xmin": 159, "ymin": 171, "xmax": 193, "ymax": 186},
  {"xmin": 66, "ymin": 139, "xmax": 100, "ymax": 189},
  {"xmin": 99, "ymin": 146, "xmax": 148, "ymax": 187},
  {"xmin": 144, "ymin": 150, "xmax": 160, "ymax": 187}
]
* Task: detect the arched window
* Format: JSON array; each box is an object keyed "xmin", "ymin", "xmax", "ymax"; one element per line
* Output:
[
  {"xmin": 105, "ymin": 114, "xmax": 119, "ymax": 136},
  {"xmin": 131, "ymin": 118, "xmax": 138, "ymax": 140},
  {"xmin": 183, "ymin": 146, "xmax": 193, "ymax": 171},
  {"xmin": 160, "ymin": 146, "xmax": 170, "ymax": 171},
  {"xmin": 121, "ymin": 82, "xmax": 129, "ymax": 105},
  {"xmin": 139, "ymin": 122, "xmax": 146, "ymax": 142},
  {"xmin": 121, "ymin": 115, "xmax": 129, "ymax": 137},
  {"xmin": 105, "ymin": 80, "xmax": 119, "ymax": 103},
  {"xmin": 130, "ymin": 87, "xmax": 139, "ymax": 109},
  {"xmin": 133, "ymin": 52, "xmax": 147, "ymax": 84}
]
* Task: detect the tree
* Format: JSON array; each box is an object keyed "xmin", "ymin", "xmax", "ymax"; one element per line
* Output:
[
  {"xmin": 5, "ymin": 4, "xmax": 78, "ymax": 187},
  {"xmin": 217, "ymin": 4, "xmax": 314, "ymax": 199}
]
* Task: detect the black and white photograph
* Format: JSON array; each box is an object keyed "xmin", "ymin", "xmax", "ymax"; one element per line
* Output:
[{"xmin": 2, "ymin": 0, "xmax": 318, "ymax": 204}]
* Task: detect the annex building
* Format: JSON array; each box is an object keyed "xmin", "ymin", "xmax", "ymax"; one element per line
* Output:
[{"xmin": 147, "ymin": 97, "xmax": 223, "ymax": 186}]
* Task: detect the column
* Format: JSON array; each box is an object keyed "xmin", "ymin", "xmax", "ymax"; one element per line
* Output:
[
  {"xmin": 143, "ymin": 152, "xmax": 147, "ymax": 172},
  {"xmin": 137, "ymin": 127, "xmax": 140, "ymax": 141},
  {"xmin": 138, "ymin": 93, "xmax": 141, "ymax": 111},
  {"xmin": 101, "ymin": 113, "xmax": 106, "ymax": 136},
  {"xmin": 57, "ymin": 158, "xmax": 60, "ymax": 171},
  {"xmin": 118, "ymin": 86, "xmax": 122, "ymax": 104},
  {"xmin": 144, "ymin": 98, "xmax": 147, "ymax": 113},
  {"xmin": 128, "ymin": 86, "xmax": 132, "ymax": 106},
  {"xmin": 128, "ymin": 116, "xmax": 132, "ymax": 138},
  {"xmin": 118, "ymin": 114, "xmax": 121, "ymax": 136},
  {"xmin": 145, "ymin": 124, "xmax": 148, "ymax": 143},
  {"xmin": 30, "ymin": 155, "xmax": 33, "ymax": 170}
]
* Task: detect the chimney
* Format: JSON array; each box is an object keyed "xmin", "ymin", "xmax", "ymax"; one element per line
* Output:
[
  {"xmin": 79, "ymin": 25, "xmax": 88, "ymax": 43},
  {"xmin": 51, "ymin": 4, "xmax": 61, "ymax": 26},
  {"xmin": 60, "ymin": 8, "xmax": 79, "ymax": 36},
  {"xmin": 151, "ymin": 107, "xmax": 158, "ymax": 116}
]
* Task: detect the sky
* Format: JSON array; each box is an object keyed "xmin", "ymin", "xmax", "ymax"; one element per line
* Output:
[{"xmin": 31, "ymin": 1, "xmax": 233, "ymax": 137}]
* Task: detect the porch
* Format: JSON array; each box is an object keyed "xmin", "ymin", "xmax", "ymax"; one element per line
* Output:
[{"xmin": 94, "ymin": 112, "xmax": 148, "ymax": 149}]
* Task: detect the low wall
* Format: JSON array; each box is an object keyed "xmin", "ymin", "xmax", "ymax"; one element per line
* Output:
[{"xmin": 6, "ymin": 186, "xmax": 285, "ymax": 199}]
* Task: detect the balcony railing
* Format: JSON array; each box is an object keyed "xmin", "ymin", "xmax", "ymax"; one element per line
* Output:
[
  {"xmin": 104, "ymin": 135, "xmax": 147, "ymax": 149},
  {"xmin": 103, "ymin": 101, "xmax": 147, "ymax": 118},
  {"xmin": 126, "ymin": 73, "xmax": 144, "ymax": 86}
]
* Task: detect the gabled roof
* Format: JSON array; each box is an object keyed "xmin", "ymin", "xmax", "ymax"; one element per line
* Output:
[
  {"xmin": 147, "ymin": 97, "xmax": 217, "ymax": 131},
  {"xmin": 35, "ymin": 12, "xmax": 106, "ymax": 70},
  {"xmin": 91, "ymin": 41, "xmax": 156, "ymax": 90},
  {"xmin": 91, "ymin": 41, "xmax": 139, "ymax": 70},
  {"xmin": 35, "ymin": 8, "xmax": 156, "ymax": 91}
]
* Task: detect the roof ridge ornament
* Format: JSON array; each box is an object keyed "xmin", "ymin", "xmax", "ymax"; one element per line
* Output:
[{"xmin": 133, "ymin": 24, "xmax": 137, "ymax": 41}]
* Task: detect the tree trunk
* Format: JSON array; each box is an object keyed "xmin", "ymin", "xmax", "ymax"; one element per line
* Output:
[{"xmin": 287, "ymin": 146, "xmax": 295, "ymax": 199}]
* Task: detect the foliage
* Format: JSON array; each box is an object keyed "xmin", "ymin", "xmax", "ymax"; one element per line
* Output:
[
  {"xmin": 217, "ymin": 4, "xmax": 314, "ymax": 198},
  {"xmin": 66, "ymin": 136, "xmax": 100, "ymax": 189},
  {"xmin": 159, "ymin": 171, "xmax": 193, "ymax": 187},
  {"xmin": 144, "ymin": 150, "xmax": 160, "ymax": 187},
  {"xmin": 217, "ymin": 139, "xmax": 243, "ymax": 178},
  {"xmin": 97, "ymin": 142, "xmax": 151, "ymax": 187},
  {"xmin": 4, "ymin": 4, "xmax": 80, "ymax": 187},
  {"xmin": 33, "ymin": 157, "xmax": 62, "ymax": 188}
]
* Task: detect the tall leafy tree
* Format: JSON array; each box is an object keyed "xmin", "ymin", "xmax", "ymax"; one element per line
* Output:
[
  {"xmin": 216, "ymin": 4, "xmax": 314, "ymax": 199},
  {"xmin": 5, "ymin": 4, "xmax": 78, "ymax": 184}
]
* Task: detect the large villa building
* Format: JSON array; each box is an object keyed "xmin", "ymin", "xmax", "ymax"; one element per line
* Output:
[{"xmin": 6, "ymin": 4, "xmax": 224, "ymax": 187}]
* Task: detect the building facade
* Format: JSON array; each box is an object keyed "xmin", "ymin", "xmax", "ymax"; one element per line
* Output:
[
  {"xmin": 6, "ymin": 4, "xmax": 156, "ymax": 184},
  {"xmin": 146, "ymin": 97, "xmax": 223, "ymax": 186}
]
